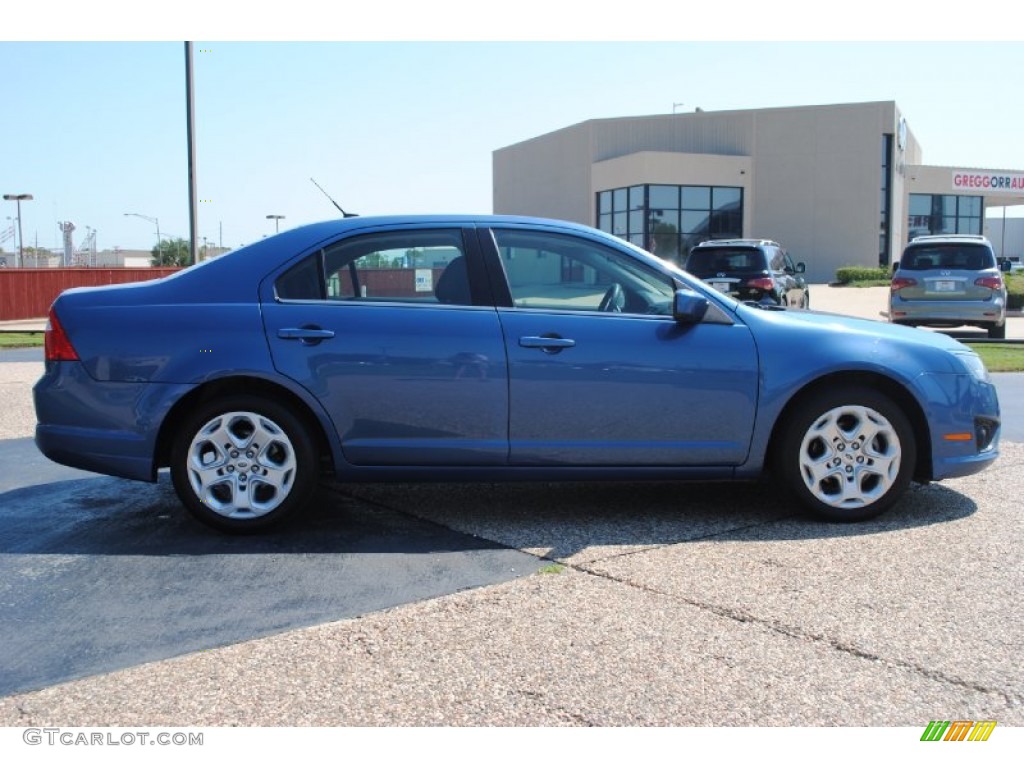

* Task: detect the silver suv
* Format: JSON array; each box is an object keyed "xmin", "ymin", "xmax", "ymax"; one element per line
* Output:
[{"xmin": 889, "ymin": 234, "xmax": 1007, "ymax": 339}]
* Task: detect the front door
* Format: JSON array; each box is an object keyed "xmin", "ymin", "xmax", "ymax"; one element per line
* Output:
[{"xmin": 489, "ymin": 227, "xmax": 759, "ymax": 466}]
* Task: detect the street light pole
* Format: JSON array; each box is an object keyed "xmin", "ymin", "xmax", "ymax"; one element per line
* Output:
[
  {"xmin": 124, "ymin": 213, "xmax": 162, "ymax": 263},
  {"xmin": 3, "ymin": 193, "xmax": 33, "ymax": 268},
  {"xmin": 266, "ymin": 214, "xmax": 285, "ymax": 233}
]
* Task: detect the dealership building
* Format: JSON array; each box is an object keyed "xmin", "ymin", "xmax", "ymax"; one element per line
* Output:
[{"xmin": 493, "ymin": 100, "xmax": 1024, "ymax": 283}]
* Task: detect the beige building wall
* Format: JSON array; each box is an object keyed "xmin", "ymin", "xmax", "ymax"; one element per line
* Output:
[
  {"xmin": 494, "ymin": 101, "xmax": 927, "ymax": 284},
  {"xmin": 591, "ymin": 152, "xmax": 753, "ymax": 238},
  {"xmin": 493, "ymin": 122, "xmax": 594, "ymax": 224}
]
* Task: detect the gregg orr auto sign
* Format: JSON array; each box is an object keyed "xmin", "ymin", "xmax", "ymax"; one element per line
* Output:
[{"xmin": 952, "ymin": 171, "xmax": 1024, "ymax": 195}]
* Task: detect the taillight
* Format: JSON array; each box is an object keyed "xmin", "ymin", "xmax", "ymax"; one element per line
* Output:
[
  {"xmin": 745, "ymin": 277, "xmax": 774, "ymax": 291},
  {"xmin": 891, "ymin": 277, "xmax": 917, "ymax": 292},
  {"xmin": 45, "ymin": 308, "xmax": 79, "ymax": 362},
  {"xmin": 975, "ymin": 276, "xmax": 1003, "ymax": 291}
]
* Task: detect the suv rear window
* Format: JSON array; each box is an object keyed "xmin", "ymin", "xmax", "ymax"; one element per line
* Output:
[
  {"xmin": 686, "ymin": 247, "xmax": 766, "ymax": 275},
  {"xmin": 900, "ymin": 244, "xmax": 995, "ymax": 271}
]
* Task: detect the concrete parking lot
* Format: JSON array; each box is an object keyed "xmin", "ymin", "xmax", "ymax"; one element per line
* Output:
[{"xmin": 0, "ymin": 289, "xmax": 1021, "ymax": 727}]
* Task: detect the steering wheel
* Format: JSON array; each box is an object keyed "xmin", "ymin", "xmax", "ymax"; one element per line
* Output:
[{"xmin": 598, "ymin": 283, "xmax": 625, "ymax": 313}]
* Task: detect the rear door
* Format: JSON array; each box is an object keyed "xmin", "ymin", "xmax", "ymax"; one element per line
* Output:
[{"xmin": 261, "ymin": 224, "xmax": 509, "ymax": 466}]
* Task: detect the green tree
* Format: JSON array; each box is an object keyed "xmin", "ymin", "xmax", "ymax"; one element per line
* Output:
[{"xmin": 151, "ymin": 238, "xmax": 192, "ymax": 267}]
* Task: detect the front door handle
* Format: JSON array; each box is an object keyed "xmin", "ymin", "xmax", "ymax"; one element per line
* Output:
[{"xmin": 519, "ymin": 335, "xmax": 575, "ymax": 352}]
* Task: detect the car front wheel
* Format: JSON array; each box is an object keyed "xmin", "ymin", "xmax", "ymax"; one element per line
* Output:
[
  {"xmin": 170, "ymin": 395, "xmax": 318, "ymax": 533},
  {"xmin": 776, "ymin": 388, "xmax": 916, "ymax": 522}
]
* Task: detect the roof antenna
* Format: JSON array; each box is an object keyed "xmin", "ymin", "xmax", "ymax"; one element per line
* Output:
[{"xmin": 310, "ymin": 177, "xmax": 358, "ymax": 218}]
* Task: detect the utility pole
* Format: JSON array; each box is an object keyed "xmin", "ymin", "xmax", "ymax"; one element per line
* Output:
[
  {"xmin": 3, "ymin": 193, "xmax": 33, "ymax": 268},
  {"xmin": 185, "ymin": 41, "xmax": 199, "ymax": 264}
]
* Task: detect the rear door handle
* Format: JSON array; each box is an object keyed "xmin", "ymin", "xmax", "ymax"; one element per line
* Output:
[
  {"xmin": 519, "ymin": 335, "xmax": 575, "ymax": 352},
  {"xmin": 278, "ymin": 327, "xmax": 335, "ymax": 343}
]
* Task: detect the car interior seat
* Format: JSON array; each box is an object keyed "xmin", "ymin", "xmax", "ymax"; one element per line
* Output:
[{"xmin": 434, "ymin": 256, "xmax": 471, "ymax": 305}]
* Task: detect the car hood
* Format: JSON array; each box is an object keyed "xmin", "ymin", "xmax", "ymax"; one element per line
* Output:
[{"xmin": 734, "ymin": 303, "xmax": 976, "ymax": 376}]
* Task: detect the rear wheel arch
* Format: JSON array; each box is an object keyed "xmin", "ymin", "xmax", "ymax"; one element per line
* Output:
[
  {"xmin": 767, "ymin": 372, "xmax": 932, "ymax": 483},
  {"xmin": 154, "ymin": 376, "xmax": 335, "ymax": 474}
]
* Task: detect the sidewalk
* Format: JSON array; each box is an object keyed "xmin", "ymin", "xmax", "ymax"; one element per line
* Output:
[
  {"xmin": 809, "ymin": 284, "xmax": 1023, "ymax": 339},
  {"xmin": 0, "ymin": 318, "xmax": 45, "ymax": 332}
]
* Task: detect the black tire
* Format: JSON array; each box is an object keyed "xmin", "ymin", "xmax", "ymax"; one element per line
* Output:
[
  {"xmin": 775, "ymin": 387, "xmax": 916, "ymax": 522},
  {"xmin": 170, "ymin": 395, "xmax": 319, "ymax": 533},
  {"xmin": 988, "ymin": 322, "xmax": 1006, "ymax": 340}
]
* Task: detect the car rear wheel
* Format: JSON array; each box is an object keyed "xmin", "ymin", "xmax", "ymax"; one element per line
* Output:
[
  {"xmin": 170, "ymin": 395, "xmax": 318, "ymax": 533},
  {"xmin": 776, "ymin": 387, "xmax": 915, "ymax": 522},
  {"xmin": 988, "ymin": 322, "xmax": 1006, "ymax": 340}
]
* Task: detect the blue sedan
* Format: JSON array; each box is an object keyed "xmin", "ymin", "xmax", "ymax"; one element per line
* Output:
[{"xmin": 34, "ymin": 216, "xmax": 1001, "ymax": 532}]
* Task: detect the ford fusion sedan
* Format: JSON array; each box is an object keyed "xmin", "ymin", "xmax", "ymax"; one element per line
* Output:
[{"xmin": 34, "ymin": 216, "xmax": 1000, "ymax": 532}]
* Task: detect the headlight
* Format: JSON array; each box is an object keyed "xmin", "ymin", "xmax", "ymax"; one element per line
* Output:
[{"xmin": 953, "ymin": 351, "xmax": 991, "ymax": 383}]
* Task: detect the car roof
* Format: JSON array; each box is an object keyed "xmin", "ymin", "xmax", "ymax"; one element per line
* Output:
[
  {"xmin": 907, "ymin": 234, "xmax": 991, "ymax": 246},
  {"xmin": 125, "ymin": 214, "xmax": 676, "ymax": 305},
  {"xmin": 692, "ymin": 238, "xmax": 779, "ymax": 249}
]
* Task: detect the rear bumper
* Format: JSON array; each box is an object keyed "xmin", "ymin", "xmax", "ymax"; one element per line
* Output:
[
  {"xmin": 35, "ymin": 424, "xmax": 155, "ymax": 481},
  {"xmin": 890, "ymin": 296, "xmax": 1006, "ymax": 327},
  {"xmin": 33, "ymin": 361, "xmax": 191, "ymax": 482}
]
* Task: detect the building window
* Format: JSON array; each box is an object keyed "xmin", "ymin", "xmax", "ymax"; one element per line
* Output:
[
  {"xmin": 880, "ymin": 134, "xmax": 893, "ymax": 267},
  {"xmin": 907, "ymin": 194, "xmax": 983, "ymax": 239},
  {"xmin": 596, "ymin": 183, "xmax": 743, "ymax": 264}
]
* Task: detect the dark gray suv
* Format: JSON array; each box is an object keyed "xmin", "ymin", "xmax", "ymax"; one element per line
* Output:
[
  {"xmin": 889, "ymin": 235, "xmax": 1007, "ymax": 339},
  {"xmin": 685, "ymin": 239, "xmax": 809, "ymax": 308}
]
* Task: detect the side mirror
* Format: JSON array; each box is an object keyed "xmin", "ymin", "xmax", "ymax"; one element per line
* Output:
[
  {"xmin": 673, "ymin": 289, "xmax": 710, "ymax": 324},
  {"xmin": 892, "ymin": 260, "xmax": 900, "ymax": 272},
  {"xmin": 795, "ymin": 262, "xmax": 806, "ymax": 274},
  {"xmin": 1000, "ymin": 260, "xmax": 1011, "ymax": 273}
]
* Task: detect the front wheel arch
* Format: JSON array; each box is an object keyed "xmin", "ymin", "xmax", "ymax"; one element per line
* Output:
[
  {"xmin": 774, "ymin": 387, "xmax": 916, "ymax": 521},
  {"xmin": 766, "ymin": 372, "xmax": 932, "ymax": 487}
]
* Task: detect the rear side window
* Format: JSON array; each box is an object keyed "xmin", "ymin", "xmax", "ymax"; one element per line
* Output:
[
  {"xmin": 901, "ymin": 244, "xmax": 995, "ymax": 271},
  {"xmin": 275, "ymin": 229, "xmax": 472, "ymax": 305},
  {"xmin": 686, "ymin": 247, "xmax": 766, "ymax": 275}
]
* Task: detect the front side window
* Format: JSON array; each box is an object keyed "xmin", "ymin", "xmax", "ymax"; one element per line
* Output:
[
  {"xmin": 493, "ymin": 229, "xmax": 675, "ymax": 315},
  {"xmin": 275, "ymin": 229, "xmax": 471, "ymax": 305}
]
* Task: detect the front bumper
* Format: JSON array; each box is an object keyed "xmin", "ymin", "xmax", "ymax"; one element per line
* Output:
[{"xmin": 918, "ymin": 371, "xmax": 1000, "ymax": 481}]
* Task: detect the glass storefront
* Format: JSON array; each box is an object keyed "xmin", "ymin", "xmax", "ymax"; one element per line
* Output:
[
  {"xmin": 597, "ymin": 184, "xmax": 743, "ymax": 264},
  {"xmin": 880, "ymin": 134, "xmax": 893, "ymax": 267},
  {"xmin": 907, "ymin": 194, "xmax": 983, "ymax": 239}
]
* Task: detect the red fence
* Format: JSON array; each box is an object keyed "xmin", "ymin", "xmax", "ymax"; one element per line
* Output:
[{"xmin": 0, "ymin": 268, "xmax": 182, "ymax": 321}]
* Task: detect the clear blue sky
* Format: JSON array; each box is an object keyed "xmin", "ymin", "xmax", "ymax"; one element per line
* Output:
[{"xmin": 3, "ymin": 30, "xmax": 1024, "ymax": 252}]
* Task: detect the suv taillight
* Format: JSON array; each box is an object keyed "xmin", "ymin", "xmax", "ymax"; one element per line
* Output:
[
  {"xmin": 891, "ymin": 277, "xmax": 917, "ymax": 292},
  {"xmin": 45, "ymin": 308, "xmax": 79, "ymax": 362},
  {"xmin": 745, "ymin": 277, "xmax": 774, "ymax": 291},
  {"xmin": 975, "ymin": 276, "xmax": 1003, "ymax": 291}
]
